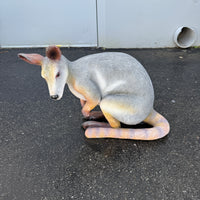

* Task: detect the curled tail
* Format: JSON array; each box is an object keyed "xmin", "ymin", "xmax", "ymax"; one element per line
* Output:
[{"xmin": 85, "ymin": 109, "xmax": 170, "ymax": 140}]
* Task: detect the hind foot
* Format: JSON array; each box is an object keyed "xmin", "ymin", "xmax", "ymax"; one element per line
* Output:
[
  {"xmin": 83, "ymin": 111, "xmax": 104, "ymax": 120},
  {"xmin": 82, "ymin": 121, "xmax": 110, "ymax": 129}
]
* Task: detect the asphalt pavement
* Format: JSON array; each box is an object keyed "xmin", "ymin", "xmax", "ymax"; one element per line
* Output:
[{"xmin": 0, "ymin": 47, "xmax": 200, "ymax": 200}]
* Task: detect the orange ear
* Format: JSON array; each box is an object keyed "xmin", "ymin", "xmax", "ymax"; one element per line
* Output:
[
  {"xmin": 18, "ymin": 53, "xmax": 44, "ymax": 65},
  {"xmin": 46, "ymin": 46, "xmax": 61, "ymax": 61}
]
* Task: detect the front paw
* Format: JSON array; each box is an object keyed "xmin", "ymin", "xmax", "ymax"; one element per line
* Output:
[{"xmin": 81, "ymin": 109, "xmax": 90, "ymax": 118}]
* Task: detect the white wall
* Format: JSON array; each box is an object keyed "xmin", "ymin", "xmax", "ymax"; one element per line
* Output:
[
  {"xmin": 0, "ymin": 0, "xmax": 97, "ymax": 48},
  {"xmin": 1, "ymin": 0, "xmax": 200, "ymax": 48},
  {"xmin": 97, "ymin": 0, "xmax": 200, "ymax": 48}
]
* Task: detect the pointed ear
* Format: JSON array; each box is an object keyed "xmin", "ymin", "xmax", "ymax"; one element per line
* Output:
[
  {"xmin": 46, "ymin": 46, "xmax": 61, "ymax": 61},
  {"xmin": 18, "ymin": 53, "xmax": 44, "ymax": 65}
]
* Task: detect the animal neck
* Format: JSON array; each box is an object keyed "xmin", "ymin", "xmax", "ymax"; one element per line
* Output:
[
  {"xmin": 64, "ymin": 58, "xmax": 74, "ymax": 85},
  {"xmin": 60, "ymin": 55, "xmax": 71, "ymax": 84}
]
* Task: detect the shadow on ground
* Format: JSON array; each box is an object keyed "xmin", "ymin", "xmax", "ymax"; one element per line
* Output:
[{"xmin": 0, "ymin": 48, "xmax": 199, "ymax": 200}]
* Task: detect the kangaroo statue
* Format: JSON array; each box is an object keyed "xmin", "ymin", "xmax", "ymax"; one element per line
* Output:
[{"xmin": 18, "ymin": 46, "xmax": 170, "ymax": 140}]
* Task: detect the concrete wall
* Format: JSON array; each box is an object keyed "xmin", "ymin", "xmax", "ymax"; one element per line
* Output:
[
  {"xmin": 97, "ymin": 0, "xmax": 200, "ymax": 48},
  {"xmin": 0, "ymin": 0, "xmax": 97, "ymax": 48},
  {"xmin": 1, "ymin": 0, "xmax": 200, "ymax": 48}
]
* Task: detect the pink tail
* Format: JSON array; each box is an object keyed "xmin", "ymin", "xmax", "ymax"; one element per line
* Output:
[{"xmin": 85, "ymin": 110, "xmax": 170, "ymax": 140}]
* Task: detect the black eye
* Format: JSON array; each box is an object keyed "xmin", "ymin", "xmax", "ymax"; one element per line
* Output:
[{"xmin": 56, "ymin": 72, "xmax": 60, "ymax": 78}]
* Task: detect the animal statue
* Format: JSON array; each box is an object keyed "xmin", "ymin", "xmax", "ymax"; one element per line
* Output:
[{"xmin": 18, "ymin": 46, "xmax": 170, "ymax": 140}]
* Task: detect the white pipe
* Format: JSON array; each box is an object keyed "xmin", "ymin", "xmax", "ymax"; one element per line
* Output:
[{"xmin": 174, "ymin": 26, "xmax": 197, "ymax": 48}]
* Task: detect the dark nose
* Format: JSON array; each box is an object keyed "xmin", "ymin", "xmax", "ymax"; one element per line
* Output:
[{"xmin": 51, "ymin": 95, "xmax": 59, "ymax": 100}]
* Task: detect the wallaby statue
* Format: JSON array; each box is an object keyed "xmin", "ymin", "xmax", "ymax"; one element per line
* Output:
[{"xmin": 18, "ymin": 46, "xmax": 170, "ymax": 140}]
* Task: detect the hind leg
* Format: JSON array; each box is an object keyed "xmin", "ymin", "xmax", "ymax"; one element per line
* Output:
[
  {"xmin": 101, "ymin": 111, "xmax": 121, "ymax": 128},
  {"xmin": 81, "ymin": 96, "xmax": 122, "ymax": 129},
  {"xmin": 100, "ymin": 94, "xmax": 146, "ymax": 126}
]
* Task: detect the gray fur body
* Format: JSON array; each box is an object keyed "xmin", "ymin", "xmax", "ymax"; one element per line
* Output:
[
  {"xmin": 18, "ymin": 47, "xmax": 170, "ymax": 140},
  {"xmin": 67, "ymin": 52, "xmax": 154, "ymax": 125}
]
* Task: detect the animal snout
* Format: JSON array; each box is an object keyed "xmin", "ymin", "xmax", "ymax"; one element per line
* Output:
[{"xmin": 51, "ymin": 95, "xmax": 59, "ymax": 100}]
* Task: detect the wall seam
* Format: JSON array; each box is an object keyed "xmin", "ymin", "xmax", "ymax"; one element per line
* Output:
[{"xmin": 95, "ymin": 0, "xmax": 99, "ymax": 47}]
